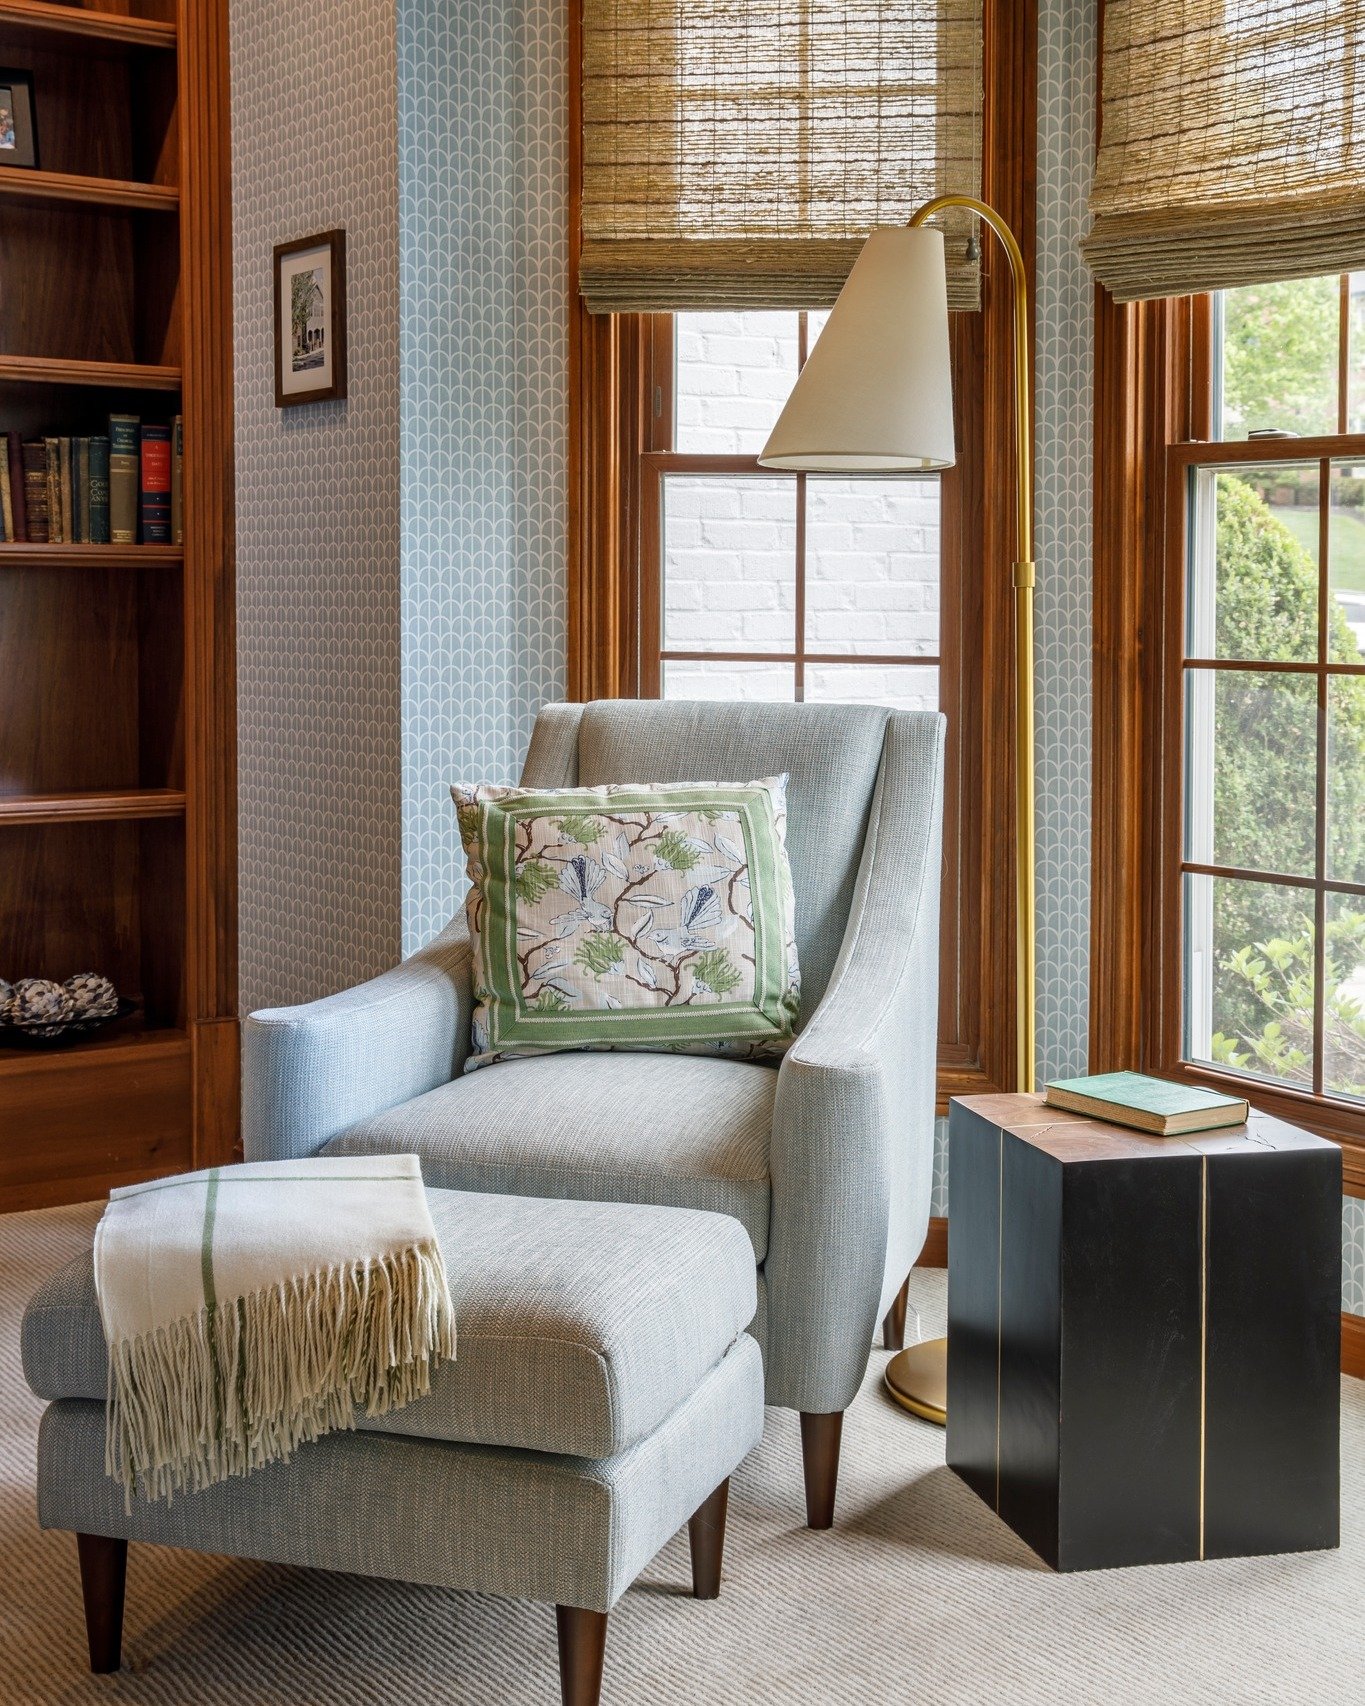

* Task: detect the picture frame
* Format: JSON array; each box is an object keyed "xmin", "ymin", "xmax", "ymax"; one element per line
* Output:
[
  {"xmin": 0, "ymin": 69, "xmax": 39, "ymax": 170},
  {"xmin": 273, "ymin": 229, "xmax": 347, "ymax": 407}
]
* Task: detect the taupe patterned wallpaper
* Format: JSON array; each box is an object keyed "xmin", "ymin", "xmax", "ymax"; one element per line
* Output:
[{"xmin": 231, "ymin": 0, "xmax": 403, "ymax": 1014}]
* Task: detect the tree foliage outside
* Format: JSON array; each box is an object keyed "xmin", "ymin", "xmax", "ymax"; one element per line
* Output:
[
  {"xmin": 1221, "ymin": 276, "xmax": 1340, "ymax": 438},
  {"xmin": 1204, "ymin": 477, "xmax": 1365, "ymax": 1093}
]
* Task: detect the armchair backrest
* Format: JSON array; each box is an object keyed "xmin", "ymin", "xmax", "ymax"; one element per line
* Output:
[{"xmin": 520, "ymin": 699, "xmax": 925, "ymax": 1013}]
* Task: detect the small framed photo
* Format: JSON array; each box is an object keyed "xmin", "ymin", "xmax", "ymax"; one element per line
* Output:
[
  {"xmin": 273, "ymin": 229, "xmax": 347, "ymax": 406},
  {"xmin": 0, "ymin": 69, "xmax": 38, "ymax": 170}
]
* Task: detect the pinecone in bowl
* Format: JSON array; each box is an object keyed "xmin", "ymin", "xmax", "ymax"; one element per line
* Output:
[
  {"xmin": 65, "ymin": 972, "xmax": 120, "ymax": 1025},
  {"xmin": 10, "ymin": 978, "xmax": 76, "ymax": 1038}
]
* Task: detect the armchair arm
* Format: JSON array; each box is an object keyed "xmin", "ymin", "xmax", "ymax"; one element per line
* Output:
[
  {"xmin": 765, "ymin": 712, "xmax": 945, "ymax": 1414},
  {"xmin": 242, "ymin": 914, "xmax": 475, "ymax": 1161}
]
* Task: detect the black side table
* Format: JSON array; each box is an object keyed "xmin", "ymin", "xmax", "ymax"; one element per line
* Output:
[{"xmin": 945, "ymin": 1093, "xmax": 1341, "ymax": 1571}]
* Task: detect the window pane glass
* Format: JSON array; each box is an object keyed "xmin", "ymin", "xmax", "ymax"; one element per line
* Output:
[
  {"xmin": 674, "ymin": 312, "xmax": 799, "ymax": 454},
  {"xmin": 1328, "ymin": 460, "xmax": 1365, "ymax": 662},
  {"xmin": 662, "ymin": 659, "xmax": 794, "ymax": 701},
  {"xmin": 661, "ymin": 475, "xmax": 796, "ymax": 654},
  {"xmin": 804, "ymin": 663, "xmax": 938, "ymax": 714},
  {"xmin": 1324, "ymin": 891, "xmax": 1365, "ymax": 1102},
  {"xmin": 1327, "ymin": 674, "xmax": 1365, "ymax": 883},
  {"xmin": 1219, "ymin": 275, "xmax": 1340, "ymax": 440},
  {"xmin": 1347, "ymin": 274, "xmax": 1365, "ymax": 433},
  {"xmin": 1183, "ymin": 873, "xmax": 1313, "ymax": 1090},
  {"xmin": 805, "ymin": 478, "xmax": 940, "ymax": 657},
  {"xmin": 1184, "ymin": 668, "xmax": 1316, "ymax": 877},
  {"xmin": 1189, "ymin": 466, "xmax": 1319, "ymax": 663}
]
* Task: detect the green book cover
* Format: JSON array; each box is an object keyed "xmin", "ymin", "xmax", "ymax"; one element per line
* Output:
[{"xmin": 1046, "ymin": 1071, "xmax": 1244, "ymax": 1118}]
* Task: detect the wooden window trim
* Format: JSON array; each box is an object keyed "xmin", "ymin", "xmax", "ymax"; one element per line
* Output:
[
  {"xmin": 566, "ymin": 0, "xmax": 1038, "ymax": 1110},
  {"xmin": 1091, "ymin": 283, "xmax": 1365, "ymax": 1195}
]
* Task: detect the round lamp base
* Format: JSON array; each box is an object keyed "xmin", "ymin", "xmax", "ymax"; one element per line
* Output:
[{"xmin": 884, "ymin": 1336, "xmax": 948, "ymax": 1425}]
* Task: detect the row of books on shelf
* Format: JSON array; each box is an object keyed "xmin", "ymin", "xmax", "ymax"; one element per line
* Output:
[{"xmin": 0, "ymin": 416, "xmax": 183, "ymax": 546}]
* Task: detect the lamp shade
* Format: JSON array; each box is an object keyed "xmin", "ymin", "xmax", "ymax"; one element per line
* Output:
[{"xmin": 758, "ymin": 226, "xmax": 956, "ymax": 472}]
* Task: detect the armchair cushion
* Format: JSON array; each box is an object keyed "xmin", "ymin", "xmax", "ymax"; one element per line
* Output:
[
  {"xmin": 326, "ymin": 1050, "xmax": 776, "ymax": 1261},
  {"xmin": 450, "ymin": 776, "xmax": 799, "ymax": 1069}
]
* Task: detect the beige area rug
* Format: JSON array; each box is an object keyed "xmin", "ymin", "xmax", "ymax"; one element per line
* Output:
[{"xmin": 2, "ymin": 1203, "xmax": 1361, "ymax": 1706}]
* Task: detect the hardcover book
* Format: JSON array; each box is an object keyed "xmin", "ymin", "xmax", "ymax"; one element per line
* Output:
[
  {"xmin": 22, "ymin": 439, "xmax": 48, "ymax": 543},
  {"xmin": 75, "ymin": 437, "xmax": 90, "ymax": 544},
  {"xmin": 88, "ymin": 436, "xmax": 111, "ymax": 545},
  {"xmin": 6, "ymin": 432, "xmax": 26, "ymax": 542},
  {"xmin": 1043, "ymin": 1071, "xmax": 1248, "ymax": 1136},
  {"xmin": 170, "ymin": 413, "xmax": 183, "ymax": 546},
  {"xmin": 108, "ymin": 414, "xmax": 139, "ymax": 544},
  {"xmin": 139, "ymin": 423, "xmax": 172, "ymax": 544},
  {"xmin": 0, "ymin": 449, "xmax": 11, "ymax": 541},
  {"xmin": 44, "ymin": 438, "xmax": 62, "ymax": 544},
  {"xmin": 58, "ymin": 436, "xmax": 73, "ymax": 543}
]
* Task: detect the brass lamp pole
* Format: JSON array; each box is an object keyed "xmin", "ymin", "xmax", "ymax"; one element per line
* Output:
[{"xmin": 759, "ymin": 195, "xmax": 1035, "ymax": 1426}]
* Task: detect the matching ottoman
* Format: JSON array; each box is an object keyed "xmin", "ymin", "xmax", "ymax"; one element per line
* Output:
[{"xmin": 21, "ymin": 1189, "xmax": 765, "ymax": 1705}]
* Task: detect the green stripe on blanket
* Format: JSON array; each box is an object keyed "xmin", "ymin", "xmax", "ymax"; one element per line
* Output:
[{"xmin": 93, "ymin": 1154, "xmax": 456, "ymax": 1507}]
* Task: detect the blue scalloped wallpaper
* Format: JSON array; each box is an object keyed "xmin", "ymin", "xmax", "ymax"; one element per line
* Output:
[{"xmin": 398, "ymin": 0, "xmax": 567, "ymax": 956}]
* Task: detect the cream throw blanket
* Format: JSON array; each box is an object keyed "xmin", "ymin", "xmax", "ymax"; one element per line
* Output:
[{"xmin": 94, "ymin": 1154, "xmax": 456, "ymax": 1505}]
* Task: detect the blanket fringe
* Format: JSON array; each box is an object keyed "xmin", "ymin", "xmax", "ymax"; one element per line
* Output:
[{"xmin": 105, "ymin": 1241, "xmax": 456, "ymax": 1508}]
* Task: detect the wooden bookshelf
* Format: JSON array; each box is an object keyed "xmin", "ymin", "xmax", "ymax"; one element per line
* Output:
[
  {"xmin": 0, "ymin": 164, "xmax": 180, "ymax": 214},
  {"xmin": 0, "ymin": 2, "xmax": 177, "ymax": 52},
  {"xmin": 0, "ymin": 542, "xmax": 183, "ymax": 567},
  {"xmin": 0, "ymin": 0, "xmax": 237, "ymax": 1209}
]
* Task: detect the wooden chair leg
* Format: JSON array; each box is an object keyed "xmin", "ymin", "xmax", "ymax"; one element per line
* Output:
[
  {"xmin": 76, "ymin": 1533, "xmax": 127, "ymax": 1674},
  {"xmin": 882, "ymin": 1273, "xmax": 911, "ymax": 1351},
  {"xmin": 555, "ymin": 1604, "xmax": 608, "ymax": 1706},
  {"xmin": 799, "ymin": 1410, "xmax": 844, "ymax": 1530},
  {"xmin": 687, "ymin": 1477, "xmax": 730, "ymax": 1599}
]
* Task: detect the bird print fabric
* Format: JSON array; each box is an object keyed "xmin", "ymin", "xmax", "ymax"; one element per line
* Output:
[{"xmin": 451, "ymin": 777, "xmax": 801, "ymax": 1070}]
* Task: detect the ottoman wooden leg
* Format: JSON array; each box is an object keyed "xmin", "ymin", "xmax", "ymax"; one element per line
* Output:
[
  {"xmin": 799, "ymin": 1410, "xmax": 844, "ymax": 1529},
  {"xmin": 882, "ymin": 1274, "xmax": 911, "ymax": 1351},
  {"xmin": 555, "ymin": 1605, "xmax": 607, "ymax": 1706},
  {"xmin": 76, "ymin": 1533, "xmax": 127, "ymax": 1673},
  {"xmin": 687, "ymin": 1477, "xmax": 730, "ymax": 1599}
]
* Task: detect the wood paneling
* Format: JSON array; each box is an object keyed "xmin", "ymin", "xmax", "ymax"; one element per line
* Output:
[
  {"xmin": 916, "ymin": 1215, "xmax": 948, "ymax": 1268},
  {"xmin": 1344, "ymin": 1312, "xmax": 1365, "ymax": 1381},
  {"xmin": 0, "ymin": 2, "xmax": 177, "ymax": 53}
]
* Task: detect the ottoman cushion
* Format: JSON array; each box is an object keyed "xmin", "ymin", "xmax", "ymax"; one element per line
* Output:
[{"xmin": 22, "ymin": 1188, "xmax": 757, "ymax": 1461}]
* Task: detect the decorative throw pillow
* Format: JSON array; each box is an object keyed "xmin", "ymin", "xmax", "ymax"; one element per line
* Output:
[{"xmin": 450, "ymin": 777, "xmax": 801, "ymax": 1071}]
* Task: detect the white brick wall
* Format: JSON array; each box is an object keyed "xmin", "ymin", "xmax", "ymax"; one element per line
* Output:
[{"xmin": 664, "ymin": 312, "xmax": 941, "ymax": 711}]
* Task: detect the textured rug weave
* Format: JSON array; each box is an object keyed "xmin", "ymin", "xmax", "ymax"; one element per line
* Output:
[{"xmin": 2, "ymin": 1203, "xmax": 1361, "ymax": 1705}]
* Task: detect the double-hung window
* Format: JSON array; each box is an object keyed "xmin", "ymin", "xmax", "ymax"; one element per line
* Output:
[
  {"xmin": 640, "ymin": 311, "xmax": 941, "ymax": 712},
  {"xmin": 1166, "ymin": 274, "xmax": 1365, "ymax": 1129}
]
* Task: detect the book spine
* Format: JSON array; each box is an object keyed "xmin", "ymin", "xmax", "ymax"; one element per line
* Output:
[
  {"xmin": 44, "ymin": 438, "xmax": 62, "ymax": 544},
  {"xmin": 170, "ymin": 413, "xmax": 183, "ymax": 546},
  {"xmin": 22, "ymin": 440, "xmax": 49, "ymax": 543},
  {"xmin": 59, "ymin": 436, "xmax": 73, "ymax": 543},
  {"xmin": 6, "ymin": 432, "xmax": 26, "ymax": 541},
  {"xmin": 0, "ymin": 446, "xmax": 11, "ymax": 542},
  {"xmin": 75, "ymin": 437, "xmax": 90, "ymax": 544},
  {"xmin": 138, "ymin": 423, "xmax": 172, "ymax": 544},
  {"xmin": 88, "ymin": 436, "xmax": 110, "ymax": 545},
  {"xmin": 108, "ymin": 414, "xmax": 139, "ymax": 544}
]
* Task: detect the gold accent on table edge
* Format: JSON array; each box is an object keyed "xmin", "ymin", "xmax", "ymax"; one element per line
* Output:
[
  {"xmin": 1199, "ymin": 1154, "xmax": 1208, "ymax": 1561},
  {"xmin": 995, "ymin": 1126, "xmax": 1004, "ymax": 1512}
]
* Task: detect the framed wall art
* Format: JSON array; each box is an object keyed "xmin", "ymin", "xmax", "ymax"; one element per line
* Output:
[
  {"xmin": 0, "ymin": 69, "xmax": 38, "ymax": 169},
  {"xmin": 273, "ymin": 229, "xmax": 347, "ymax": 407}
]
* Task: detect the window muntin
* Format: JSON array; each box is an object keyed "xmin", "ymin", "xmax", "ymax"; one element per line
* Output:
[{"xmin": 650, "ymin": 310, "xmax": 942, "ymax": 712}]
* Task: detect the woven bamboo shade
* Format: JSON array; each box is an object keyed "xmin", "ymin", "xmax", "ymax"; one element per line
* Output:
[
  {"xmin": 579, "ymin": 1, "xmax": 983, "ymax": 315},
  {"xmin": 1085, "ymin": 0, "xmax": 1365, "ymax": 303}
]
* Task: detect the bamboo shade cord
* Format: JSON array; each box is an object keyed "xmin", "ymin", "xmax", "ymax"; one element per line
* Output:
[
  {"xmin": 580, "ymin": 0, "xmax": 983, "ymax": 314},
  {"xmin": 1085, "ymin": 0, "xmax": 1365, "ymax": 303}
]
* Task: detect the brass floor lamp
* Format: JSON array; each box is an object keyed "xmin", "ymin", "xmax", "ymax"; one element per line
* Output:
[{"xmin": 759, "ymin": 196, "xmax": 1035, "ymax": 1426}]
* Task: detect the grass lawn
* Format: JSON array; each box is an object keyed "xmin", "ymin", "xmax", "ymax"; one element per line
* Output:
[{"xmin": 1270, "ymin": 504, "xmax": 1365, "ymax": 591}]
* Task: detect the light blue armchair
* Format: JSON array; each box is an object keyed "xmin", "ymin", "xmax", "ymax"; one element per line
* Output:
[{"xmin": 243, "ymin": 699, "xmax": 944, "ymax": 1526}]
